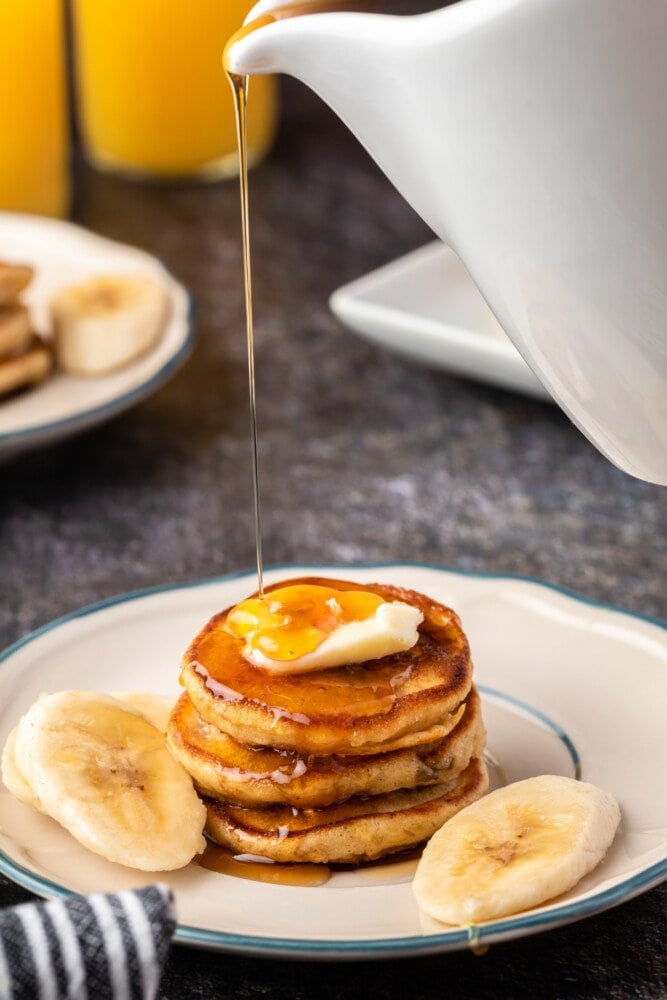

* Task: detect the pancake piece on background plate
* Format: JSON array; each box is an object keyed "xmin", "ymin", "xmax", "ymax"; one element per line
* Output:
[
  {"xmin": 169, "ymin": 576, "xmax": 488, "ymax": 865},
  {"xmin": 0, "ymin": 262, "xmax": 52, "ymax": 398}
]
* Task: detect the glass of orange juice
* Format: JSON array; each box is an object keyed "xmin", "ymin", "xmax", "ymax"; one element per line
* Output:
[
  {"xmin": 70, "ymin": 0, "xmax": 278, "ymax": 180},
  {"xmin": 0, "ymin": 0, "xmax": 70, "ymax": 216}
]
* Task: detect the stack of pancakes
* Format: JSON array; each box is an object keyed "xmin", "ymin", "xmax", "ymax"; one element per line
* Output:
[
  {"xmin": 167, "ymin": 578, "xmax": 488, "ymax": 864},
  {"xmin": 0, "ymin": 262, "xmax": 51, "ymax": 398}
]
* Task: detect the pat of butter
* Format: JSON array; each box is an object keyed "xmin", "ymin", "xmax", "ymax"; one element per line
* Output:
[{"xmin": 244, "ymin": 601, "xmax": 424, "ymax": 674}]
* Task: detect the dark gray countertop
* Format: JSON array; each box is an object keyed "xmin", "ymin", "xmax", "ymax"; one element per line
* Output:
[{"xmin": 0, "ymin": 79, "xmax": 665, "ymax": 998}]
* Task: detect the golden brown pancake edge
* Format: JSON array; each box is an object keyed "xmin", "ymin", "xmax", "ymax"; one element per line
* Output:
[
  {"xmin": 167, "ymin": 685, "xmax": 485, "ymax": 807},
  {"xmin": 204, "ymin": 755, "xmax": 489, "ymax": 864}
]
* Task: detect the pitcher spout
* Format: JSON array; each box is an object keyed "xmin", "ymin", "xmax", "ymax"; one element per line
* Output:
[
  {"xmin": 225, "ymin": 3, "xmax": 400, "ymax": 78},
  {"xmin": 225, "ymin": 5, "xmax": 451, "ymax": 241}
]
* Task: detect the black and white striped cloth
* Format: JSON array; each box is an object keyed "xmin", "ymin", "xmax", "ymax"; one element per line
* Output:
[{"xmin": 0, "ymin": 884, "xmax": 175, "ymax": 1000}]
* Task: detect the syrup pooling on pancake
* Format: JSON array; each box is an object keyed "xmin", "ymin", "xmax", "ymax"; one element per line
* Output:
[
  {"xmin": 181, "ymin": 579, "xmax": 474, "ymax": 754},
  {"xmin": 226, "ymin": 584, "xmax": 383, "ymax": 659},
  {"xmin": 224, "ymin": 583, "xmax": 423, "ymax": 673}
]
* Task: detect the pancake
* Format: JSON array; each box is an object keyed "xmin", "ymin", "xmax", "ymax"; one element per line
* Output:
[
  {"xmin": 0, "ymin": 303, "xmax": 31, "ymax": 357},
  {"xmin": 204, "ymin": 755, "xmax": 489, "ymax": 864},
  {"xmin": 180, "ymin": 577, "xmax": 472, "ymax": 754},
  {"xmin": 167, "ymin": 686, "xmax": 485, "ymax": 807},
  {"xmin": 329, "ymin": 710, "xmax": 465, "ymax": 755},
  {"xmin": 0, "ymin": 335, "xmax": 51, "ymax": 398},
  {"xmin": 0, "ymin": 262, "xmax": 33, "ymax": 306}
]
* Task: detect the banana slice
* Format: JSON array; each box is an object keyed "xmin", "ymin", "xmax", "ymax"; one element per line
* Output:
[
  {"xmin": 0, "ymin": 336, "xmax": 52, "ymax": 399},
  {"xmin": 111, "ymin": 691, "xmax": 175, "ymax": 734},
  {"xmin": 51, "ymin": 275, "xmax": 169, "ymax": 376},
  {"xmin": 1, "ymin": 727, "xmax": 42, "ymax": 812},
  {"xmin": 413, "ymin": 774, "xmax": 620, "ymax": 924},
  {"xmin": 14, "ymin": 691, "xmax": 206, "ymax": 871}
]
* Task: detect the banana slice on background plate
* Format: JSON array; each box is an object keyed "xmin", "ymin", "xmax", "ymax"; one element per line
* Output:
[
  {"xmin": 413, "ymin": 774, "xmax": 620, "ymax": 924},
  {"xmin": 51, "ymin": 275, "xmax": 169, "ymax": 376},
  {"xmin": 13, "ymin": 690, "xmax": 206, "ymax": 871}
]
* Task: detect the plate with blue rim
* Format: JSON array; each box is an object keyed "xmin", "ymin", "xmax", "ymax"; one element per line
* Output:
[
  {"xmin": 0, "ymin": 212, "xmax": 195, "ymax": 462},
  {"xmin": 0, "ymin": 563, "xmax": 664, "ymax": 959}
]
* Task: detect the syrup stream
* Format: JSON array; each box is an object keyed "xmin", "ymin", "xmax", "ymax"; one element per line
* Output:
[
  {"xmin": 224, "ymin": 2, "xmax": 389, "ymax": 599},
  {"xmin": 228, "ymin": 70, "xmax": 265, "ymax": 597}
]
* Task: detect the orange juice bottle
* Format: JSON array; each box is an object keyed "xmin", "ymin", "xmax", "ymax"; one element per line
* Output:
[
  {"xmin": 0, "ymin": 0, "xmax": 70, "ymax": 216},
  {"xmin": 71, "ymin": 0, "xmax": 278, "ymax": 179}
]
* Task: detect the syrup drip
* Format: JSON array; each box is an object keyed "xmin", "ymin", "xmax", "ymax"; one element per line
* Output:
[
  {"xmin": 228, "ymin": 69, "xmax": 264, "ymax": 597},
  {"xmin": 466, "ymin": 924, "xmax": 490, "ymax": 957},
  {"xmin": 192, "ymin": 659, "xmax": 312, "ymax": 723}
]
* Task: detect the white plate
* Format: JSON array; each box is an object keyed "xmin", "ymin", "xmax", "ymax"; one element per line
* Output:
[
  {"xmin": 330, "ymin": 242, "xmax": 551, "ymax": 401},
  {"xmin": 0, "ymin": 564, "xmax": 665, "ymax": 959},
  {"xmin": 0, "ymin": 212, "xmax": 195, "ymax": 461}
]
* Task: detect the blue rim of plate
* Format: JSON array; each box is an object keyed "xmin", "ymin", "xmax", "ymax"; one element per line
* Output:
[
  {"xmin": 0, "ymin": 562, "xmax": 665, "ymax": 958},
  {"xmin": 0, "ymin": 215, "xmax": 197, "ymax": 448}
]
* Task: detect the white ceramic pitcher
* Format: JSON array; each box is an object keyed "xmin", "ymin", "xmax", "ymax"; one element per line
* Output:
[{"xmin": 227, "ymin": 0, "xmax": 667, "ymax": 484}]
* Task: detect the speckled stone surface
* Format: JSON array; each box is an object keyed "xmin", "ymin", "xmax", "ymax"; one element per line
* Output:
[{"xmin": 0, "ymin": 75, "xmax": 665, "ymax": 999}]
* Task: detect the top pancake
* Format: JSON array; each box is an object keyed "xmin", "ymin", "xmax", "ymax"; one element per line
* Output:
[{"xmin": 180, "ymin": 577, "xmax": 473, "ymax": 754}]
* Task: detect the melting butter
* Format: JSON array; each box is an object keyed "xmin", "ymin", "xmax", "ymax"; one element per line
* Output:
[{"xmin": 245, "ymin": 600, "xmax": 423, "ymax": 673}]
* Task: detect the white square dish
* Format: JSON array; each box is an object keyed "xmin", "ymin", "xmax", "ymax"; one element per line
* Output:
[{"xmin": 330, "ymin": 242, "xmax": 551, "ymax": 402}]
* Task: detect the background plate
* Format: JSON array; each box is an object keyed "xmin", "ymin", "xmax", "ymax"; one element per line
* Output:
[
  {"xmin": 0, "ymin": 564, "xmax": 665, "ymax": 958},
  {"xmin": 330, "ymin": 242, "xmax": 551, "ymax": 401},
  {"xmin": 0, "ymin": 212, "xmax": 195, "ymax": 461}
]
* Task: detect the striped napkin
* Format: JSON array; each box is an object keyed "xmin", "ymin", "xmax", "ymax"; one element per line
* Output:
[{"xmin": 0, "ymin": 884, "xmax": 175, "ymax": 1000}]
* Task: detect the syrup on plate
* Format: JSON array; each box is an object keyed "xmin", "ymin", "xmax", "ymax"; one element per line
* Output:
[
  {"xmin": 198, "ymin": 840, "xmax": 330, "ymax": 886},
  {"xmin": 197, "ymin": 840, "xmax": 424, "ymax": 887}
]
